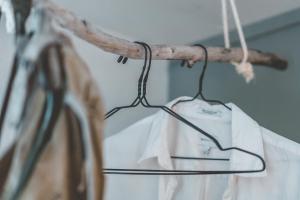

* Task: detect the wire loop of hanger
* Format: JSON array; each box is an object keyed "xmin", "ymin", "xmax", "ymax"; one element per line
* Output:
[
  {"xmin": 105, "ymin": 41, "xmax": 149, "ymax": 119},
  {"xmin": 174, "ymin": 44, "xmax": 231, "ymax": 110},
  {"xmin": 103, "ymin": 41, "xmax": 266, "ymax": 175}
]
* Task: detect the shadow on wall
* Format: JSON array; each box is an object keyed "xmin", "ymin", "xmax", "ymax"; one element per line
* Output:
[{"xmin": 169, "ymin": 9, "xmax": 300, "ymax": 143}]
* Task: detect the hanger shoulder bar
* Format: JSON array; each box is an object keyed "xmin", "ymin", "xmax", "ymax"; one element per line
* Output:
[{"xmin": 34, "ymin": 0, "xmax": 287, "ymax": 70}]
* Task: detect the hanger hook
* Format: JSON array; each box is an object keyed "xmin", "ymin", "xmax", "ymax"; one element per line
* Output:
[
  {"xmin": 135, "ymin": 42, "xmax": 152, "ymax": 99},
  {"xmin": 194, "ymin": 44, "xmax": 231, "ymax": 110},
  {"xmin": 174, "ymin": 44, "xmax": 231, "ymax": 110},
  {"xmin": 115, "ymin": 42, "xmax": 149, "ymax": 99},
  {"xmin": 118, "ymin": 41, "xmax": 152, "ymax": 105},
  {"xmin": 179, "ymin": 44, "xmax": 208, "ymax": 96},
  {"xmin": 135, "ymin": 41, "xmax": 149, "ymax": 99},
  {"xmin": 104, "ymin": 41, "xmax": 151, "ymax": 119},
  {"xmin": 192, "ymin": 44, "xmax": 208, "ymax": 97}
]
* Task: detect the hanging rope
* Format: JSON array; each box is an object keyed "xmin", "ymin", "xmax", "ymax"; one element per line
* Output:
[{"xmin": 222, "ymin": 0, "xmax": 254, "ymax": 82}]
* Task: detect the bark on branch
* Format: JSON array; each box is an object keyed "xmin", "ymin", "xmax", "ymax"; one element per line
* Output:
[{"xmin": 38, "ymin": 0, "xmax": 288, "ymax": 70}]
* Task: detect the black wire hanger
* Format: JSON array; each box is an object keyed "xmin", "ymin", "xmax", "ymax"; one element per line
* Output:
[
  {"xmin": 173, "ymin": 44, "xmax": 231, "ymax": 110},
  {"xmin": 103, "ymin": 41, "xmax": 266, "ymax": 175},
  {"xmin": 105, "ymin": 41, "xmax": 149, "ymax": 119}
]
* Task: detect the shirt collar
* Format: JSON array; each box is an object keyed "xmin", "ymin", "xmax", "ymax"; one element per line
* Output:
[{"xmin": 138, "ymin": 96, "xmax": 267, "ymax": 177}]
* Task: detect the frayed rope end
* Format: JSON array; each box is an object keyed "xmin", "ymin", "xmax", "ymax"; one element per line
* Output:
[{"xmin": 231, "ymin": 62, "xmax": 255, "ymax": 83}]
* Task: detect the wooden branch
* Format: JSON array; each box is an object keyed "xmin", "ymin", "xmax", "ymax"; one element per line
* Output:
[{"xmin": 38, "ymin": 0, "xmax": 287, "ymax": 70}]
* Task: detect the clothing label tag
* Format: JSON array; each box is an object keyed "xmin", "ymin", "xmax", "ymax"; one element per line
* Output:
[{"xmin": 197, "ymin": 108, "xmax": 223, "ymax": 118}]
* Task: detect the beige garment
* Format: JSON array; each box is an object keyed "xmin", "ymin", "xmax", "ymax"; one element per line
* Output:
[{"xmin": 1, "ymin": 37, "xmax": 104, "ymax": 200}]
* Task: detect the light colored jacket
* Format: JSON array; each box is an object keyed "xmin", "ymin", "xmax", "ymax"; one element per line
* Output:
[{"xmin": 0, "ymin": 36, "xmax": 104, "ymax": 200}]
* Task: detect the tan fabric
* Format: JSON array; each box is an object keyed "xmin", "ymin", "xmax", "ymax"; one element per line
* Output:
[{"xmin": 1, "ymin": 38, "xmax": 104, "ymax": 200}]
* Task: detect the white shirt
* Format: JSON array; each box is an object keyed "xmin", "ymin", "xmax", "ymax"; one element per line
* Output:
[{"xmin": 103, "ymin": 97, "xmax": 300, "ymax": 200}]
